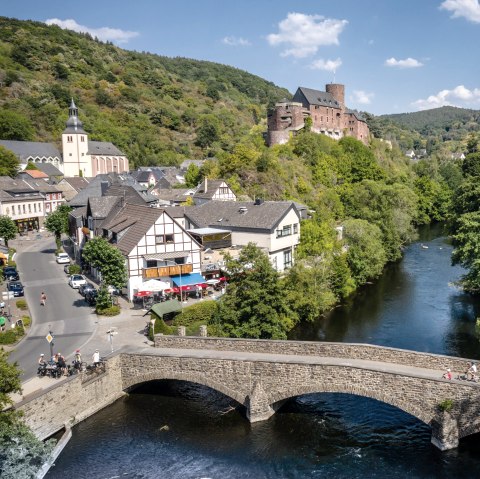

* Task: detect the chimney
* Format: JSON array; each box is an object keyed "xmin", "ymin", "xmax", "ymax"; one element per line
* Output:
[{"xmin": 204, "ymin": 177, "xmax": 208, "ymax": 193}]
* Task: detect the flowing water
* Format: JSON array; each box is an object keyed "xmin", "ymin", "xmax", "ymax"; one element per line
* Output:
[{"xmin": 47, "ymin": 224, "xmax": 480, "ymax": 478}]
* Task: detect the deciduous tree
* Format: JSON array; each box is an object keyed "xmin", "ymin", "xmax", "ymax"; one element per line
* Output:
[
  {"xmin": 0, "ymin": 215, "xmax": 17, "ymax": 247},
  {"xmin": 0, "ymin": 146, "xmax": 20, "ymax": 178}
]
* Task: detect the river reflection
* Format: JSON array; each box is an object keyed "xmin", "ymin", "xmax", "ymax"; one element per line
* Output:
[{"xmin": 47, "ymin": 224, "xmax": 480, "ymax": 478}]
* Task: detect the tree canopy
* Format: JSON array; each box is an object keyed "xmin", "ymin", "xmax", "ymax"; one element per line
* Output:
[
  {"xmin": 0, "ymin": 215, "xmax": 17, "ymax": 247},
  {"xmin": 0, "ymin": 146, "xmax": 20, "ymax": 178}
]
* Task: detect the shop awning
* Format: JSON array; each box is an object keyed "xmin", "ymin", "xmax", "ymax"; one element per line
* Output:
[
  {"xmin": 171, "ymin": 273, "xmax": 206, "ymax": 287},
  {"xmin": 149, "ymin": 299, "xmax": 183, "ymax": 317}
]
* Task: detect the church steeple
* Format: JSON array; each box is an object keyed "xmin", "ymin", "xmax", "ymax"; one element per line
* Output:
[{"xmin": 64, "ymin": 98, "xmax": 86, "ymax": 134}]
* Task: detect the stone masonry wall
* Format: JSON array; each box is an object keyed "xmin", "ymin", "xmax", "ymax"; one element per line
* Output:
[
  {"xmin": 17, "ymin": 355, "xmax": 125, "ymax": 440},
  {"xmin": 122, "ymin": 351, "xmax": 480, "ymax": 439},
  {"xmin": 154, "ymin": 336, "xmax": 472, "ymax": 375}
]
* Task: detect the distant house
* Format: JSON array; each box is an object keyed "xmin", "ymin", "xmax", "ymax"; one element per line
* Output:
[
  {"xmin": 56, "ymin": 177, "xmax": 90, "ymax": 202},
  {"xmin": 131, "ymin": 168, "xmax": 163, "ymax": 188},
  {"xmin": 100, "ymin": 203, "xmax": 203, "ymax": 300},
  {"xmin": 451, "ymin": 152, "xmax": 466, "ymax": 160},
  {"xmin": 184, "ymin": 200, "xmax": 301, "ymax": 272},
  {"xmin": 405, "ymin": 150, "xmax": 416, "ymax": 159},
  {"xmin": 193, "ymin": 178, "xmax": 236, "ymax": 205},
  {"xmin": 150, "ymin": 188, "xmax": 195, "ymax": 206},
  {"xmin": 17, "ymin": 169, "xmax": 49, "ymax": 181}
]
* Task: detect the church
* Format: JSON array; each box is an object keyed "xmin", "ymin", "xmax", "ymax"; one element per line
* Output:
[{"xmin": 0, "ymin": 100, "xmax": 129, "ymax": 177}]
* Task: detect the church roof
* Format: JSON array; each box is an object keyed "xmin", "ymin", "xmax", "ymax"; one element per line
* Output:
[
  {"xmin": 0, "ymin": 140, "xmax": 61, "ymax": 163},
  {"xmin": 88, "ymin": 141, "xmax": 125, "ymax": 156}
]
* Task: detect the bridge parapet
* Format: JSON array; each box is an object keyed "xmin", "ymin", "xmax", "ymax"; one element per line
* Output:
[{"xmin": 154, "ymin": 335, "xmax": 471, "ymax": 374}]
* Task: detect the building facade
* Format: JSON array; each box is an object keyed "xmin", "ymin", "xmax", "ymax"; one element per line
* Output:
[{"xmin": 267, "ymin": 83, "xmax": 370, "ymax": 146}]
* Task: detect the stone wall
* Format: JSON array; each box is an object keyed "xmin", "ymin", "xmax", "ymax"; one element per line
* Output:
[
  {"xmin": 17, "ymin": 355, "xmax": 124, "ymax": 440},
  {"xmin": 154, "ymin": 335, "xmax": 472, "ymax": 374}
]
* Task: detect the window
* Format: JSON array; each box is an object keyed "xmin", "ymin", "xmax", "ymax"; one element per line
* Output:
[
  {"xmin": 293, "ymin": 223, "xmax": 298, "ymax": 234},
  {"xmin": 34, "ymin": 204, "xmax": 36, "ymax": 213},
  {"xmin": 22, "ymin": 205, "xmax": 26, "ymax": 214},
  {"xmin": 219, "ymin": 187, "xmax": 230, "ymax": 195},
  {"xmin": 38, "ymin": 203, "xmax": 42, "ymax": 212},
  {"xmin": 28, "ymin": 204, "xmax": 31, "ymax": 213},
  {"xmin": 81, "ymin": 136, "xmax": 85, "ymax": 142},
  {"xmin": 11, "ymin": 206, "xmax": 15, "ymax": 215},
  {"xmin": 284, "ymin": 249, "xmax": 292, "ymax": 269},
  {"xmin": 6, "ymin": 207, "xmax": 9, "ymax": 215},
  {"xmin": 67, "ymin": 136, "xmax": 72, "ymax": 143},
  {"xmin": 276, "ymin": 225, "xmax": 292, "ymax": 238},
  {"xmin": 155, "ymin": 234, "xmax": 174, "ymax": 244}
]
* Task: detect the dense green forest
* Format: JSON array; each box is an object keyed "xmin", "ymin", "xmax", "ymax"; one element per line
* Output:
[{"xmin": 365, "ymin": 106, "xmax": 480, "ymax": 153}]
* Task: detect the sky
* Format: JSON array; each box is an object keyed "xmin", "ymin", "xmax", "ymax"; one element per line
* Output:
[{"xmin": 2, "ymin": 0, "xmax": 480, "ymax": 115}]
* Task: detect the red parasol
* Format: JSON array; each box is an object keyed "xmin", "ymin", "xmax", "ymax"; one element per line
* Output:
[{"xmin": 135, "ymin": 290, "xmax": 152, "ymax": 297}]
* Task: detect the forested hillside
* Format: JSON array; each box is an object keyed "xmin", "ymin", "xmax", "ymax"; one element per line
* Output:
[
  {"xmin": 0, "ymin": 16, "xmax": 289, "ymax": 167},
  {"xmin": 366, "ymin": 106, "xmax": 480, "ymax": 153}
]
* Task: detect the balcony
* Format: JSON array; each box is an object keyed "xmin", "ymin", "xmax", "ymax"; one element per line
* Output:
[{"xmin": 143, "ymin": 263, "xmax": 193, "ymax": 279}]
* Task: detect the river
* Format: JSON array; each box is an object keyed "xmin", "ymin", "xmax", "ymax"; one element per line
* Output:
[{"xmin": 46, "ymin": 224, "xmax": 480, "ymax": 479}]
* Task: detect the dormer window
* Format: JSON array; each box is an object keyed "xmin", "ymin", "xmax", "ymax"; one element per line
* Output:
[{"xmin": 67, "ymin": 136, "xmax": 73, "ymax": 143}]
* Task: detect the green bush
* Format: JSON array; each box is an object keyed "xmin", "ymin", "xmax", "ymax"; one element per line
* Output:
[
  {"xmin": 7, "ymin": 260, "xmax": 16, "ymax": 267},
  {"xmin": 438, "ymin": 399, "xmax": 454, "ymax": 412},
  {"xmin": 173, "ymin": 301, "xmax": 218, "ymax": 327},
  {"xmin": 96, "ymin": 305, "xmax": 121, "ymax": 316},
  {"xmin": 68, "ymin": 264, "xmax": 81, "ymax": 275},
  {"xmin": 22, "ymin": 315, "xmax": 31, "ymax": 327},
  {"xmin": 0, "ymin": 329, "xmax": 17, "ymax": 344},
  {"xmin": 150, "ymin": 315, "xmax": 174, "ymax": 339},
  {"xmin": 16, "ymin": 299, "xmax": 27, "ymax": 310}
]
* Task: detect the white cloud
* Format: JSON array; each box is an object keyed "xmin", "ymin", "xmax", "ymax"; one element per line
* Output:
[
  {"xmin": 351, "ymin": 90, "xmax": 374, "ymax": 105},
  {"xmin": 222, "ymin": 36, "xmax": 251, "ymax": 46},
  {"xmin": 45, "ymin": 18, "xmax": 139, "ymax": 44},
  {"xmin": 267, "ymin": 12, "xmax": 348, "ymax": 58},
  {"xmin": 385, "ymin": 57, "xmax": 423, "ymax": 68},
  {"xmin": 412, "ymin": 85, "xmax": 480, "ymax": 109},
  {"xmin": 440, "ymin": 0, "xmax": 480, "ymax": 23},
  {"xmin": 309, "ymin": 58, "xmax": 342, "ymax": 71}
]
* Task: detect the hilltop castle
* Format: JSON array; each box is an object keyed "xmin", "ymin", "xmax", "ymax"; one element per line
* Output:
[{"xmin": 267, "ymin": 83, "xmax": 369, "ymax": 146}]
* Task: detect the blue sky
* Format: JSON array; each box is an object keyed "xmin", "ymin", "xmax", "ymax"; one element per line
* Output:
[{"xmin": 2, "ymin": 0, "xmax": 480, "ymax": 114}]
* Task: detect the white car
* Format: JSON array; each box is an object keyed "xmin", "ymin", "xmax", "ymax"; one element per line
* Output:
[
  {"xmin": 69, "ymin": 274, "xmax": 87, "ymax": 289},
  {"xmin": 56, "ymin": 253, "xmax": 71, "ymax": 264}
]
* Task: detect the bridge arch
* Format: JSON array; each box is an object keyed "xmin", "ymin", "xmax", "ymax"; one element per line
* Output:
[
  {"xmin": 268, "ymin": 384, "xmax": 433, "ymax": 426},
  {"xmin": 123, "ymin": 371, "xmax": 246, "ymax": 406}
]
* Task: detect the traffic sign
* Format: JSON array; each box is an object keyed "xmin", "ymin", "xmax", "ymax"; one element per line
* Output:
[{"xmin": 45, "ymin": 333, "xmax": 54, "ymax": 343}]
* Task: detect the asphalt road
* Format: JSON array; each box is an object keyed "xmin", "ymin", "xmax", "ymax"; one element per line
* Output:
[{"xmin": 8, "ymin": 236, "xmax": 97, "ymax": 380}]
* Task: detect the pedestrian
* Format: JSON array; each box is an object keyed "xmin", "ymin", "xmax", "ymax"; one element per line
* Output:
[
  {"xmin": 56, "ymin": 353, "xmax": 67, "ymax": 376},
  {"xmin": 443, "ymin": 368, "xmax": 452, "ymax": 380},
  {"xmin": 38, "ymin": 353, "xmax": 46, "ymax": 366},
  {"xmin": 0, "ymin": 315, "xmax": 5, "ymax": 332},
  {"xmin": 40, "ymin": 292, "xmax": 47, "ymax": 306},
  {"xmin": 92, "ymin": 349, "xmax": 100, "ymax": 367}
]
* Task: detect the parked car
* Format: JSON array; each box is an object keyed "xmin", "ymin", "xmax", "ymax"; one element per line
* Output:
[
  {"xmin": 7, "ymin": 281, "xmax": 24, "ymax": 297},
  {"xmin": 84, "ymin": 289, "xmax": 98, "ymax": 306},
  {"xmin": 69, "ymin": 274, "xmax": 87, "ymax": 289},
  {"xmin": 56, "ymin": 252, "xmax": 70, "ymax": 264},
  {"xmin": 79, "ymin": 283, "xmax": 96, "ymax": 297},
  {"xmin": 3, "ymin": 266, "xmax": 19, "ymax": 281},
  {"xmin": 107, "ymin": 285, "xmax": 120, "ymax": 295}
]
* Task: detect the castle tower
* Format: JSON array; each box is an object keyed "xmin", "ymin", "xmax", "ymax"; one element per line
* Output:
[
  {"xmin": 61, "ymin": 99, "xmax": 90, "ymax": 177},
  {"xmin": 326, "ymin": 83, "xmax": 345, "ymax": 109}
]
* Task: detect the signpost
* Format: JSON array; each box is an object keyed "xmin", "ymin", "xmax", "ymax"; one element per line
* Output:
[{"xmin": 46, "ymin": 326, "xmax": 54, "ymax": 359}]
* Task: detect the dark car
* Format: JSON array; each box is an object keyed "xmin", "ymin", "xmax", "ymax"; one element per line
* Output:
[
  {"xmin": 79, "ymin": 283, "xmax": 96, "ymax": 297},
  {"xmin": 3, "ymin": 266, "xmax": 19, "ymax": 281},
  {"xmin": 84, "ymin": 289, "xmax": 98, "ymax": 306},
  {"xmin": 7, "ymin": 281, "xmax": 24, "ymax": 297}
]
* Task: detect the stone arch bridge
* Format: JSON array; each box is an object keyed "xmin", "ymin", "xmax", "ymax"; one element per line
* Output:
[{"xmin": 17, "ymin": 337, "xmax": 480, "ymax": 451}]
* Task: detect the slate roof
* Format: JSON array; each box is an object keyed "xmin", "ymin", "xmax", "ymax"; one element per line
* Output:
[
  {"xmin": 345, "ymin": 108, "xmax": 367, "ymax": 122},
  {"xmin": 88, "ymin": 196, "xmax": 119, "ymax": 218},
  {"xmin": 293, "ymin": 87, "xmax": 341, "ymax": 109},
  {"xmin": 185, "ymin": 201, "xmax": 299, "ymax": 232},
  {"xmin": 180, "ymin": 159, "xmax": 205, "ymax": 170},
  {"xmin": 105, "ymin": 184, "xmax": 158, "ymax": 204},
  {"xmin": 22, "ymin": 178, "xmax": 62, "ymax": 193},
  {"xmin": 193, "ymin": 180, "xmax": 229, "ymax": 200},
  {"xmin": 164, "ymin": 206, "xmax": 193, "ymax": 218},
  {"xmin": 134, "ymin": 169, "xmax": 163, "ymax": 183},
  {"xmin": 88, "ymin": 141, "xmax": 125, "ymax": 156},
  {"xmin": 0, "ymin": 140, "xmax": 61, "ymax": 163},
  {"xmin": 102, "ymin": 203, "xmax": 165, "ymax": 255},
  {"xmin": 153, "ymin": 188, "xmax": 192, "ymax": 203},
  {"xmin": 62, "ymin": 177, "xmax": 90, "ymax": 192},
  {"xmin": 35, "ymin": 162, "xmax": 64, "ymax": 177}
]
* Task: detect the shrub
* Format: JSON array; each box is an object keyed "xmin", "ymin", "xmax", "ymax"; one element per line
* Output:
[
  {"xmin": 438, "ymin": 399, "xmax": 454, "ymax": 412},
  {"xmin": 96, "ymin": 305, "xmax": 120, "ymax": 316},
  {"xmin": 22, "ymin": 315, "xmax": 31, "ymax": 327},
  {"xmin": 0, "ymin": 328, "xmax": 19, "ymax": 344},
  {"xmin": 173, "ymin": 301, "xmax": 218, "ymax": 327},
  {"xmin": 149, "ymin": 315, "xmax": 174, "ymax": 340},
  {"xmin": 7, "ymin": 260, "xmax": 16, "ymax": 267},
  {"xmin": 68, "ymin": 264, "xmax": 81, "ymax": 275},
  {"xmin": 16, "ymin": 299, "xmax": 27, "ymax": 310}
]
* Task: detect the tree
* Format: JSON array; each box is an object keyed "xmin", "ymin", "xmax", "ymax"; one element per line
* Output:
[
  {"xmin": 45, "ymin": 205, "xmax": 72, "ymax": 250},
  {"xmin": 213, "ymin": 243, "xmax": 296, "ymax": 339},
  {"xmin": 0, "ymin": 110, "xmax": 34, "ymax": 141},
  {"xmin": 184, "ymin": 163, "xmax": 201, "ymax": 188},
  {"xmin": 451, "ymin": 212, "xmax": 480, "ymax": 293},
  {"xmin": 343, "ymin": 218, "xmax": 387, "ymax": 286},
  {"xmin": 0, "ymin": 350, "xmax": 54, "ymax": 477},
  {"xmin": 25, "ymin": 162, "xmax": 39, "ymax": 170},
  {"xmin": 0, "ymin": 146, "xmax": 20, "ymax": 178},
  {"xmin": 81, "ymin": 237, "xmax": 127, "ymax": 290},
  {"xmin": 195, "ymin": 114, "xmax": 221, "ymax": 149},
  {"xmin": 0, "ymin": 215, "xmax": 17, "ymax": 247}
]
